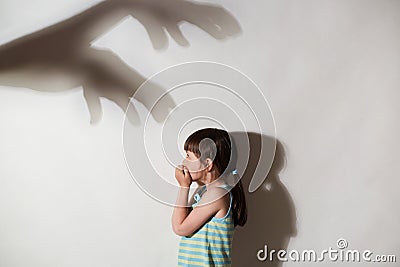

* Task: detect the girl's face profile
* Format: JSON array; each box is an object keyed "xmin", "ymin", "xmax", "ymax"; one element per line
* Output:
[{"xmin": 183, "ymin": 150, "xmax": 207, "ymax": 180}]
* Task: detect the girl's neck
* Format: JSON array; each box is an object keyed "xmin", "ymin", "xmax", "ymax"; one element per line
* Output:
[
  {"xmin": 202, "ymin": 175, "xmax": 227, "ymax": 190},
  {"xmin": 199, "ymin": 172, "xmax": 217, "ymax": 186}
]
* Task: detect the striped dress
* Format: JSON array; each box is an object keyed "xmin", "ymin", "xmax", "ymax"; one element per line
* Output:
[{"xmin": 178, "ymin": 184, "xmax": 234, "ymax": 267}]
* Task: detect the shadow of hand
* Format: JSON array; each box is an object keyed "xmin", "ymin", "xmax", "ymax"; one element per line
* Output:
[
  {"xmin": 125, "ymin": 0, "xmax": 241, "ymax": 49},
  {"xmin": 0, "ymin": 0, "xmax": 241, "ymax": 124}
]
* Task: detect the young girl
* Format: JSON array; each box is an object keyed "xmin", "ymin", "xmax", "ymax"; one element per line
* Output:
[{"xmin": 172, "ymin": 128, "xmax": 247, "ymax": 267}]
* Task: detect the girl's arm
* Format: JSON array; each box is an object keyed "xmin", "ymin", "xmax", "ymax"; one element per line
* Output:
[
  {"xmin": 172, "ymin": 186, "xmax": 191, "ymax": 235},
  {"xmin": 172, "ymin": 166, "xmax": 192, "ymax": 235},
  {"xmin": 172, "ymin": 187, "xmax": 228, "ymax": 237},
  {"xmin": 173, "ymin": 182, "xmax": 205, "ymax": 225}
]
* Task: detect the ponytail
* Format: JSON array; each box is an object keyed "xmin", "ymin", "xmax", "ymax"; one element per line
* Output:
[{"xmin": 231, "ymin": 178, "xmax": 247, "ymax": 227}]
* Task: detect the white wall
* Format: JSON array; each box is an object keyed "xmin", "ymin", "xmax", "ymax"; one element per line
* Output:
[{"xmin": 0, "ymin": 0, "xmax": 399, "ymax": 266}]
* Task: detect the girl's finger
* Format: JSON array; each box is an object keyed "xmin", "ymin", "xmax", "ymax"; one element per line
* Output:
[{"xmin": 183, "ymin": 166, "xmax": 189, "ymax": 174}]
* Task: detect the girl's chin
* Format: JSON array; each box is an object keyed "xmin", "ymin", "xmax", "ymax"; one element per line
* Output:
[{"xmin": 191, "ymin": 177, "xmax": 202, "ymax": 183}]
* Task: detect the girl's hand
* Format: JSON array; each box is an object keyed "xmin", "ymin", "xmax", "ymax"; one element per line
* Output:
[{"xmin": 175, "ymin": 165, "xmax": 192, "ymax": 188}]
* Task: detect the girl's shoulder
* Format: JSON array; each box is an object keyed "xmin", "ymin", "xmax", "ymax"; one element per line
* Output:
[
  {"xmin": 203, "ymin": 185, "xmax": 232, "ymax": 220},
  {"xmin": 197, "ymin": 185, "xmax": 231, "ymax": 207}
]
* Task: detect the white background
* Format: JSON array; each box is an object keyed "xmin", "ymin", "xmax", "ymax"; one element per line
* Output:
[{"xmin": 0, "ymin": 0, "xmax": 399, "ymax": 266}]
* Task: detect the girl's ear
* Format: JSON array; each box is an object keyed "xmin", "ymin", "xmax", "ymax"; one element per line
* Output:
[{"xmin": 205, "ymin": 158, "xmax": 213, "ymax": 172}]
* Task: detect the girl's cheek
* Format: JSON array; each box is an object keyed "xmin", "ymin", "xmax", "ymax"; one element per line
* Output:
[
  {"xmin": 188, "ymin": 161, "xmax": 204, "ymax": 173},
  {"xmin": 182, "ymin": 159, "xmax": 197, "ymax": 170},
  {"xmin": 186, "ymin": 162, "xmax": 198, "ymax": 172}
]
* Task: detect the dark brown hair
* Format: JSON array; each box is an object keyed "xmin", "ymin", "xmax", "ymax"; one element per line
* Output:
[{"xmin": 184, "ymin": 128, "xmax": 247, "ymax": 227}]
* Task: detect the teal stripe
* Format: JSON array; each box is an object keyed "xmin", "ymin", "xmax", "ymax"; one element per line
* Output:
[
  {"xmin": 178, "ymin": 255, "xmax": 206, "ymax": 263},
  {"xmin": 178, "ymin": 258, "xmax": 232, "ymax": 267},
  {"xmin": 178, "ymin": 259, "xmax": 204, "ymax": 267},
  {"xmin": 179, "ymin": 242, "xmax": 231, "ymax": 252},
  {"xmin": 204, "ymin": 224, "xmax": 233, "ymax": 231},
  {"xmin": 211, "ymin": 216, "xmax": 233, "ymax": 222},
  {"xmin": 181, "ymin": 236, "xmax": 231, "ymax": 244},
  {"xmin": 185, "ymin": 226, "xmax": 234, "ymax": 239},
  {"xmin": 179, "ymin": 248, "xmax": 229, "ymax": 258},
  {"xmin": 193, "ymin": 230, "xmax": 233, "ymax": 238},
  {"xmin": 178, "ymin": 255, "xmax": 231, "ymax": 264},
  {"xmin": 193, "ymin": 224, "xmax": 233, "ymax": 235}
]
